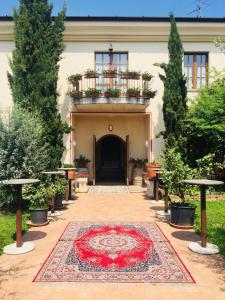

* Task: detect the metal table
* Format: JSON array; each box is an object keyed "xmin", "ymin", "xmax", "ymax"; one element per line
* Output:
[
  {"xmin": 58, "ymin": 168, "xmax": 76, "ymax": 203},
  {"xmin": 1, "ymin": 178, "xmax": 40, "ymax": 254},
  {"xmin": 41, "ymin": 171, "xmax": 64, "ymax": 217},
  {"xmin": 184, "ymin": 179, "xmax": 224, "ymax": 254}
]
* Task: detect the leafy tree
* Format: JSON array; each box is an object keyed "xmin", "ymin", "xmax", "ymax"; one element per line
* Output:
[
  {"xmin": 0, "ymin": 107, "xmax": 49, "ymax": 180},
  {"xmin": 8, "ymin": 0, "xmax": 69, "ymax": 169},
  {"xmin": 158, "ymin": 14, "xmax": 187, "ymax": 147},
  {"xmin": 185, "ymin": 70, "xmax": 225, "ymax": 164},
  {"xmin": 0, "ymin": 106, "xmax": 49, "ymax": 208}
]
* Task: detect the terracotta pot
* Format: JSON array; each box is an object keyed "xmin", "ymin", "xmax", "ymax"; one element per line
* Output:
[
  {"xmin": 68, "ymin": 170, "xmax": 76, "ymax": 180},
  {"xmin": 145, "ymin": 163, "xmax": 161, "ymax": 179},
  {"xmin": 102, "ymin": 73, "xmax": 117, "ymax": 78}
]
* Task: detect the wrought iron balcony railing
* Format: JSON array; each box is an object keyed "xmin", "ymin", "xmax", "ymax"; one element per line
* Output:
[{"xmin": 68, "ymin": 72, "xmax": 157, "ymax": 105}]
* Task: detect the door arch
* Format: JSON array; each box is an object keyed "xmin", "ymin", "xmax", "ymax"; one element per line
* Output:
[{"xmin": 95, "ymin": 134, "xmax": 126, "ymax": 183}]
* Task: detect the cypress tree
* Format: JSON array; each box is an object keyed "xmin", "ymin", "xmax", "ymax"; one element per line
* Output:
[
  {"xmin": 158, "ymin": 14, "xmax": 187, "ymax": 147},
  {"xmin": 8, "ymin": 0, "xmax": 69, "ymax": 169}
]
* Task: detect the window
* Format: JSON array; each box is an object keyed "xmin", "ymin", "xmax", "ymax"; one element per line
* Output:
[
  {"xmin": 95, "ymin": 52, "xmax": 128, "ymax": 94},
  {"xmin": 184, "ymin": 53, "xmax": 208, "ymax": 89}
]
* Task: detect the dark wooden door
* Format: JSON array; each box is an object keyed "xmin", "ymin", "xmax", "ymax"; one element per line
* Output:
[
  {"xmin": 93, "ymin": 135, "xmax": 96, "ymax": 185},
  {"xmin": 126, "ymin": 135, "xmax": 129, "ymax": 186}
]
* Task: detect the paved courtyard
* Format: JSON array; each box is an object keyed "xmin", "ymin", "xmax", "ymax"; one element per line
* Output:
[{"xmin": 0, "ymin": 191, "xmax": 225, "ymax": 300}]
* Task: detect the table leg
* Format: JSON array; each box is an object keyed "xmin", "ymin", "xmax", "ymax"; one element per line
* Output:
[
  {"xmin": 155, "ymin": 176, "xmax": 159, "ymax": 201},
  {"xmin": 200, "ymin": 186, "xmax": 207, "ymax": 248},
  {"xmin": 16, "ymin": 185, "xmax": 22, "ymax": 248},
  {"xmin": 68, "ymin": 179, "xmax": 72, "ymax": 200},
  {"xmin": 164, "ymin": 188, "xmax": 169, "ymax": 213}
]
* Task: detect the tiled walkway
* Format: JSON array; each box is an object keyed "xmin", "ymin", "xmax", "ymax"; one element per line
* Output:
[{"xmin": 0, "ymin": 192, "xmax": 225, "ymax": 300}]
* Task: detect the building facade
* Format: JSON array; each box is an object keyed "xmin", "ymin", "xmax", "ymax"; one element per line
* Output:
[{"xmin": 0, "ymin": 16, "xmax": 225, "ymax": 184}]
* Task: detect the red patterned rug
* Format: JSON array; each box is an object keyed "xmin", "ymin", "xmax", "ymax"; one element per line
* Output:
[{"xmin": 34, "ymin": 222, "xmax": 195, "ymax": 283}]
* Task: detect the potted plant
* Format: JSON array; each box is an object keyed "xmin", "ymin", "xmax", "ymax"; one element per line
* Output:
[
  {"xmin": 143, "ymin": 89, "xmax": 157, "ymax": 99},
  {"xmin": 74, "ymin": 155, "xmax": 91, "ymax": 168},
  {"xmin": 69, "ymin": 90, "xmax": 83, "ymax": 100},
  {"xmin": 102, "ymin": 70, "xmax": 117, "ymax": 78},
  {"xmin": 53, "ymin": 178, "xmax": 67, "ymax": 209},
  {"xmin": 145, "ymin": 160, "xmax": 161, "ymax": 179},
  {"xmin": 63, "ymin": 163, "xmax": 76, "ymax": 180},
  {"xmin": 160, "ymin": 147, "xmax": 197, "ymax": 228},
  {"xmin": 68, "ymin": 74, "xmax": 82, "ymax": 85},
  {"xmin": 104, "ymin": 88, "xmax": 120, "ymax": 98},
  {"xmin": 142, "ymin": 72, "xmax": 153, "ymax": 81},
  {"xmin": 120, "ymin": 71, "xmax": 140, "ymax": 80},
  {"xmin": 130, "ymin": 158, "xmax": 147, "ymax": 169},
  {"xmin": 24, "ymin": 184, "xmax": 49, "ymax": 225},
  {"xmin": 84, "ymin": 88, "xmax": 101, "ymax": 98},
  {"xmin": 126, "ymin": 88, "xmax": 141, "ymax": 98},
  {"xmin": 84, "ymin": 69, "xmax": 99, "ymax": 78}
]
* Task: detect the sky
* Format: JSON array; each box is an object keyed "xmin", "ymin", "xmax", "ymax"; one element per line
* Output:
[{"xmin": 0, "ymin": 0, "xmax": 225, "ymax": 18}]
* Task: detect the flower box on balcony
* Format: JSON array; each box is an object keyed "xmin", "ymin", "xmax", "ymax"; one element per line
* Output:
[
  {"xmin": 126, "ymin": 88, "xmax": 141, "ymax": 99},
  {"xmin": 120, "ymin": 71, "xmax": 140, "ymax": 80},
  {"xmin": 69, "ymin": 90, "xmax": 83, "ymax": 100},
  {"xmin": 84, "ymin": 69, "xmax": 99, "ymax": 79},
  {"xmin": 143, "ymin": 89, "xmax": 157, "ymax": 99},
  {"xmin": 102, "ymin": 70, "xmax": 117, "ymax": 78},
  {"xmin": 104, "ymin": 88, "xmax": 120, "ymax": 98},
  {"xmin": 68, "ymin": 74, "xmax": 82, "ymax": 86},
  {"xmin": 84, "ymin": 88, "xmax": 101, "ymax": 98},
  {"xmin": 142, "ymin": 72, "xmax": 153, "ymax": 81}
]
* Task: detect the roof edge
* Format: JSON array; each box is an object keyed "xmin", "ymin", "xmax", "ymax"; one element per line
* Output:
[{"xmin": 1, "ymin": 16, "xmax": 225, "ymax": 23}]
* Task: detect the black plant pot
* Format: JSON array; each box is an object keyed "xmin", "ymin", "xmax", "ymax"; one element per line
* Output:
[
  {"xmin": 30, "ymin": 209, "xmax": 48, "ymax": 225},
  {"xmin": 55, "ymin": 194, "xmax": 64, "ymax": 209},
  {"xmin": 170, "ymin": 204, "xmax": 196, "ymax": 228}
]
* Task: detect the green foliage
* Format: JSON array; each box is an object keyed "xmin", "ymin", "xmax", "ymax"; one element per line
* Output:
[
  {"xmin": 23, "ymin": 184, "xmax": 49, "ymax": 210},
  {"xmin": 69, "ymin": 90, "xmax": 83, "ymax": 100},
  {"xmin": 143, "ymin": 89, "xmax": 157, "ymax": 99},
  {"xmin": 129, "ymin": 157, "xmax": 147, "ymax": 167},
  {"xmin": 160, "ymin": 146, "xmax": 197, "ymax": 200},
  {"xmin": 142, "ymin": 72, "xmax": 153, "ymax": 81},
  {"xmin": 84, "ymin": 69, "xmax": 99, "ymax": 78},
  {"xmin": 0, "ymin": 212, "xmax": 28, "ymax": 255},
  {"xmin": 8, "ymin": 0, "xmax": 69, "ymax": 170},
  {"xmin": 126, "ymin": 88, "xmax": 141, "ymax": 98},
  {"xmin": 104, "ymin": 89, "xmax": 120, "ymax": 98},
  {"xmin": 63, "ymin": 163, "xmax": 74, "ymax": 168},
  {"xmin": 157, "ymin": 14, "xmax": 187, "ymax": 146},
  {"xmin": 120, "ymin": 71, "xmax": 141, "ymax": 79},
  {"xmin": 196, "ymin": 153, "xmax": 224, "ymax": 178},
  {"xmin": 84, "ymin": 88, "xmax": 101, "ymax": 98},
  {"xmin": 0, "ymin": 106, "xmax": 49, "ymax": 180},
  {"xmin": 185, "ymin": 70, "xmax": 225, "ymax": 164},
  {"xmin": 53, "ymin": 178, "xmax": 67, "ymax": 196},
  {"xmin": 74, "ymin": 155, "xmax": 90, "ymax": 167},
  {"xmin": 68, "ymin": 74, "xmax": 82, "ymax": 83}
]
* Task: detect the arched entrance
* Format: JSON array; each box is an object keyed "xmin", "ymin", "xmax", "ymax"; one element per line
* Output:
[{"xmin": 96, "ymin": 135, "xmax": 126, "ymax": 183}]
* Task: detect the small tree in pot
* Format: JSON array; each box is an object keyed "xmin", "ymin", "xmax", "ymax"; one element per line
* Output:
[
  {"xmin": 160, "ymin": 146, "xmax": 197, "ymax": 228},
  {"xmin": 24, "ymin": 184, "xmax": 49, "ymax": 225},
  {"xmin": 53, "ymin": 178, "xmax": 67, "ymax": 209}
]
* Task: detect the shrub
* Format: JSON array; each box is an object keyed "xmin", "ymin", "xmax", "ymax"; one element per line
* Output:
[
  {"xmin": 84, "ymin": 88, "xmax": 101, "ymax": 98},
  {"xmin": 104, "ymin": 89, "xmax": 120, "ymax": 98}
]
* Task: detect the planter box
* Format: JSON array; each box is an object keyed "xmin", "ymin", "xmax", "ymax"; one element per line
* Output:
[
  {"xmin": 102, "ymin": 73, "xmax": 117, "ymax": 78},
  {"xmin": 84, "ymin": 74, "xmax": 99, "ymax": 79},
  {"xmin": 170, "ymin": 204, "xmax": 196, "ymax": 228},
  {"xmin": 30, "ymin": 209, "xmax": 48, "ymax": 225}
]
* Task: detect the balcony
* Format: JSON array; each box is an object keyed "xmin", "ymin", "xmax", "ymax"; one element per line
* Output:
[{"xmin": 68, "ymin": 71, "xmax": 156, "ymax": 112}]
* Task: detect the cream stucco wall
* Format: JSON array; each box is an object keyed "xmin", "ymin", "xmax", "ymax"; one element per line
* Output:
[
  {"xmin": 1, "ymin": 20, "xmax": 225, "ymax": 168},
  {"xmin": 71, "ymin": 114, "xmax": 147, "ymax": 181}
]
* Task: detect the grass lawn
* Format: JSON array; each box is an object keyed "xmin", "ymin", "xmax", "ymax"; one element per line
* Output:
[
  {"xmin": 190, "ymin": 200, "xmax": 225, "ymax": 257},
  {"xmin": 0, "ymin": 212, "xmax": 29, "ymax": 255}
]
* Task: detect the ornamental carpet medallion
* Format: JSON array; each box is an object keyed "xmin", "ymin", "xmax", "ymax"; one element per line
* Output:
[{"xmin": 34, "ymin": 222, "xmax": 195, "ymax": 283}]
